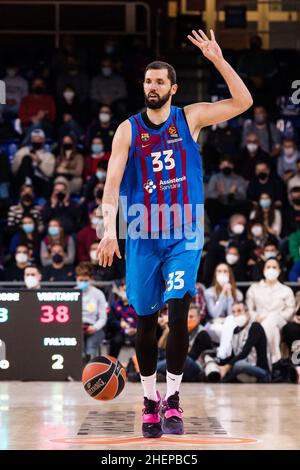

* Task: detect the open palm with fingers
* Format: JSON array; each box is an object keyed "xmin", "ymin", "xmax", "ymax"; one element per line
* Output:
[{"xmin": 187, "ymin": 29, "xmax": 223, "ymax": 64}]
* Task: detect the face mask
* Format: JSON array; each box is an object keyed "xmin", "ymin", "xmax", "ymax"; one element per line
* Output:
[
  {"xmin": 48, "ymin": 226, "xmax": 60, "ymax": 237},
  {"xmin": 251, "ymin": 226, "xmax": 263, "ymax": 237},
  {"xmin": 264, "ymin": 251, "xmax": 277, "ymax": 260},
  {"xmin": 91, "ymin": 217, "xmax": 101, "ymax": 226},
  {"xmin": 232, "ymin": 224, "xmax": 244, "ymax": 235},
  {"xmin": 90, "ymin": 250, "xmax": 98, "ymax": 262},
  {"xmin": 257, "ymin": 171, "xmax": 268, "ymax": 181},
  {"xmin": 16, "ymin": 253, "xmax": 28, "ymax": 264},
  {"xmin": 63, "ymin": 90, "xmax": 75, "ymax": 101},
  {"xmin": 57, "ymin": 192, "xmax": 65, "ymax": 202},
  {"xmin": 22, "ymin": 223, "xmax": 34, "ymax": 234},
  {"xmin": 21, "ymin": 194, "xmax": 33, "ymax": 205},
  {"xmin": 101, "ymin": 67, "xmax": 112, "ymax": 77},
  {"xmin": 218, "ymin": 121, "xmax": 228, "ymax": 129},
  {"xmin": 283, "ymin": 147, "xmax": 295, "ymax": 158},
  {"xmin": 264, "ymin": 268, "xmax": 279, "ymax": 281},
  {"xmin": 33, "ymin": 86, "xmax": 45, "ymax": 95},
  {"xmin": 292, "ymin": 198, "xmax": 300, "ymax": 206},
  {"xmin": 105, "ymin": 45, "xmax": 115, "ymax": 55},
  {"xmin": 259, "ymin": 198, "xmax": 271, "ymax": 209},
  {"xmin": 92, "ymin": 143, "xmax": 104, "ymax": 154},
  {"xmin": 25, "ymin": 275, "xmax": 39, "ymax": 289},
  {"xmin": 246, "ymin": 143, "xmax": 258, "ymax": 153},
  {"xmin": 52, "ymin": 253, "xmax": 63, "ymax": 264},
  {"xmin": 226, "ymin": 253, "xmax": 239, "ymax": 265},
  {"xmin": 77, "ymin": 281, "xmax": 90, "ymax": 291},
  {"xmin": 188, "ymin": 318, "xmax": 199, "ymax": 333},
  {"xmin": 96, "ymin": 170, "xmax": 106, "ymax": 181},
  {"xmin": 99, "ymin": 112, "xmax": 111, "ymax": 124},
  {"xmin": 216, "ymin": 272, "xmax": 230, "ymax": 286},
  {"xmin": 63, "ymin": 143, "xmax": 73, "ymax": 151},
  {"xmin": 254, "ymin": 114, "xmax": 266, "ymax": 125},
  {"xmin": 235, "ymin": 314, "xmax": 248, "ymax": 328},
  {"xmin": 221, "ymin": 167, "xmax": 232, "ymax": 176},
  {"xmin": 32, "ymin": 142, "xmax": 43, "ymax": 150}
]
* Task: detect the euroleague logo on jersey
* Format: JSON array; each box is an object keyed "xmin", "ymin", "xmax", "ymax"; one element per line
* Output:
[{"xmin": 168, "ymin": 126, "xmax": 179, "ymax": 138}]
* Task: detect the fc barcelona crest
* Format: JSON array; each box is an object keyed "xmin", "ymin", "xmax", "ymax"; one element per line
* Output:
[{"xmin": 141, "ymin": 132, "xmax": 150, "ymax": 142}]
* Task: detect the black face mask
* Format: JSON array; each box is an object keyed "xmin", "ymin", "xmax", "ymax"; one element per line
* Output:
[
  {"xmin": 21, "ymin": 194, "xmax": 33, "ymax": 205},
  {"xmin": 222, "ymin": 167, "xmax": 232, "ymax": 176},
  {"xmin": 292, "ymin": 198, "xmax": 300, "ymax": 206},
  {"xmin": 33, "ymin": 86, "xmax": 45, "ymax": 95},
  {"xmin": 96, "ymin": 189, "xmax": 103, "ymax": 199},
  {"xmin": 257, "ymin": 172, "xmax": 268, "ymax": 181},
  {"xmin": 32, "ymin": 142, "xmax": 43, "ymax": 150},
  {"xmin": 57, "ymin": 192, "xmax": 65, "ymax": 202},
  {"xmin": 52, "ymin": 253, "xmax": 63, "ymax": 264},
  {"xmin": 63, "ymin": 143, "xmax": 73, "ymax": 151}
]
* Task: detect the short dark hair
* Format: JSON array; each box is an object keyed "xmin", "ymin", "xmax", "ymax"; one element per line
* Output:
[{"xmin": 144, "ymin": 61, "xmax": 176, "ymax": 86}]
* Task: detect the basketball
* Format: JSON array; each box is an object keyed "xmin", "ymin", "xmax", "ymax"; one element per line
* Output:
[{"xmin": 82, "ymin": 355, "xmax": 127, "ymax": 401}]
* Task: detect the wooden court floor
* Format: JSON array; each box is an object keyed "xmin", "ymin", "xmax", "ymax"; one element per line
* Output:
[{"xmin": 0, "ymin": 382, "xmax": 300, "ymax": 450}]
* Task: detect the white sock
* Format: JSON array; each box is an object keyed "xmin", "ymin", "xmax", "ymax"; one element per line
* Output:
[
  {"xmin": 165, "ymin": 371, "xmax": 183, "ymax": 400},
  {"xmin": 140, "ymin": 372, "xmax": 157, "ymax": 401}
]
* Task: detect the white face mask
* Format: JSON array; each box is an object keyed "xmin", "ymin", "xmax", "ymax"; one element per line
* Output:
[
  {"xmin": 15, "ymin": 253, "xmax": 28, "ymax": 264},
  {"xmin": 264, "ymin": 268, "xmax": 279, "ymax": 281},
  {"xmin": 226, "ymin": 253, "xmax": 239, "ymax": 265},
  {"xmin": 63, "ymin": 90, "xmax": 75, "ymax": 101},
  {"xmin": 264, "ymin": 251, "xmax": 277, "ymax": 260},
  {"xmin": 216, "ymin": 272, "xmax": 230, "ymax": 286},
  {"xmin": 251, "ymin": 226, "xmax": 263, "ymax": 237},
  {"xmin": 99, "ymin": 112, "xmax": 111, "ymax": 124},
  {"xmin": 25, "ymin": 275, "xmax": 39, "ymax": 289},
  {"xmin": 246, "ymin": 143, "xmax": 258, "ymax": 153},
  {"xmin": 232, "ymin": 223, "xmax": 244, "ymax": 235},
  {"xmin": 90, "ymin": 250, "xmax": 98, "ymax": 262},
  {"xmin": 235, "ymin": 314, "xmax": 248, "ymax": 328},
  {"xmin": 91, "ymin": 216, "xmax": 101, "ymax": 227}
]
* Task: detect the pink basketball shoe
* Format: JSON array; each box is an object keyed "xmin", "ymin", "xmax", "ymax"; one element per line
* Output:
[
  {"xmin": 161, "ymin": 391, "xmax": 184, "ymax": 435},
  {"xmin": 142, "ymin": 391, "xmax": 163, "ymax": 438}
]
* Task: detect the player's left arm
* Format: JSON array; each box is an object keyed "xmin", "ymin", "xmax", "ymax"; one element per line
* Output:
[{"xmin": 184, "ymin": 29, "xmax": 253, "ymax": 138}]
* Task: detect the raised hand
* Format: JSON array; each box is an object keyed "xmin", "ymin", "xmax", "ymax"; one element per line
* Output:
[{"xmin": 187, "ymin": 29, "xmax": 223, "ymax": 65}]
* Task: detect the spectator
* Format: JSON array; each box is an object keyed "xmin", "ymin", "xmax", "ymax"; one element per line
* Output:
[
  {"xmin": 3, "ymin": 244, "xmax": 30, "ymax": 281},
  {"xmin": 76, "ymin": 262, "xmax": 107, "ymax": 362},
  {"xmin": 248, "ymin": 240, "xmax": 286, "ymax": 282},
  {"xmin": 89, "ymin": 240, "xmax": 125, "ymax": 282},
  {"xmin": 43, "ymin": 179, "xmax": 85, "ymax": 234},
  {"xmin": 19, "ymin": 77, "xmax": 56, "ymax": 140},
  {"xmin": 0, "ymin": 150, "xmax": 11, "ymax": 203},
  {"xmin": 42, "ymin": 243, "xmax": 75, "ymax": 282},
  {"xmin": 106, "ymin": 280, "xmax": 137, "ymax": 359},
  {"xmin": 235, "ymin": 132, "xmax": 271, "ymax": 180},
  {"xmin": 82, "ymin": 167, "xmax": 105, "ymax": 204},
  {"xmin": 282, "ymin": 291, "xmax": 300, "ymax": 358},
  {"xmin": 277, "ymin": 138, "xmax": 299, "ymax": 183},
  {"xmin": 283, "ymin": 186, "xmax": 300, "ymax": 237},
  {"xmin": 287, "ymin": 158, "xmax": 300, "ymax": 193},
  {"xmin": 85, "ymin": 104, "xmax": 117, "ymax": 150},
  {"xmin": 247, "ymin": 159, "xmax": 284, "ymax": 207},
  {"xmin": 56, "ymin": 84, "xmax": 85, "ymax": 128},
  {"xmin": 157, "ymin": 304, "xmax": 213, "ymax": 381},
  {"xmin": 40, "ymin": 218, "xmax": 75, "ymax": 266},
  {"xmin": 249, "ymin": 192, "xmax": 282, "ymax": 238},
  {"xmin": 224, "ymin": 243, "xmax": 247, "ymax": 281},
  {"xmin": 219, "ymin": 301, "xmax": 271, "ymax": 383},
  {"xmin": 90, "ymin": 57, "xmax": 127, "ymax": 118},
  {"xmin": 9, "ymin": 215, "xmax": 40, "ymax": 262},
  {"xmin": 205, "ymin": 156, "xmax": 249, "ymax": 226},
  {"xmin": 56, "ymin": 55, "xmax": 89, "ymax": 104},
  {"xmin": 204, "ymin": 263, "xmax": 243, "ymax": 344},
  {"xmin": 55, "ymin": 135, "xmax": 84, "ymax": 194},
  {"xmin": 24, "ymin": 264, "xmax": 42, "ymax": 289},
  {"xmin": 246, "ymin": 221, "xmax": 278, "ymax": 270},
  {"xmin": 77, "ymin": 207, "xmax": 104, "ymax": 262},
  {"xmin": 246, "ymin": 258, "xmax": 295, "ymax": 364},
  {"xmin": 201, "ymin": 120, "xmax": 241, "ymax": 174},
  {"xmin": 6, "ymin": 184, "xmax": 44, "ymax": 235},
  {"xmin": 242, "ymin": 105, "xmax": 282, "ymax": 157},
  {"xmin": 11, "ymin": 128, "xmax": 55, "ymax": 198},
  {"xmin": 202, "ymin": 213, "xmax": 248, "ymax": 286},
  {"xmin": 83, "ymin": 137, "xmax": 110, "ymax": 181},
  {"xmin": 2, "ymin": 63, "xmax": 28, "ymax": 118}
]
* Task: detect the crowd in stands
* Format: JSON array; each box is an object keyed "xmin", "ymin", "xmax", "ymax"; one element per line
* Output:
[{"xmin": 0, "ymin": 34, "xmax": 300, "ymax": 383}]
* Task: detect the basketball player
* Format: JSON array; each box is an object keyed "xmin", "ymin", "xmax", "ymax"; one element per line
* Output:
[{"xmin": 97, "ymin": 29, "xmax": 253, "ymax": 438}]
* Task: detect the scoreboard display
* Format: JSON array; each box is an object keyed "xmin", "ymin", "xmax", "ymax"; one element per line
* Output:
[{"xmin": 0, "ymin": 290, "xmax": 82, "ymax": 381}]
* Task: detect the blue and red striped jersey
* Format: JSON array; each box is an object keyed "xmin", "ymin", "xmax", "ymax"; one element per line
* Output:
[{"xmin": 120, "ymin": 105, "xmax": 204, "ymax": 232}]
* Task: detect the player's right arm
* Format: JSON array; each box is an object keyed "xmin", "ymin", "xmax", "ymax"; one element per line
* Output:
[{"xmin": 96, "ymin": 119, "xmax": 131, "ymax": 267}]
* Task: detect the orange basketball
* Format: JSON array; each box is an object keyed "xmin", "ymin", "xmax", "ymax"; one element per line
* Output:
[{"xmin": 82, "ymin": 355, "xmax": 127, "ymax": 401}]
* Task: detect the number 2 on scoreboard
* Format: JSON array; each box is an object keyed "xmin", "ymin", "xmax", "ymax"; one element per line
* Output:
[{"xmin": 51, "ymin": 354, "xmax": 64, "ymax": 370}]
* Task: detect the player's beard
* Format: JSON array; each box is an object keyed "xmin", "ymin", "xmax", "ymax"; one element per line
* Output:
[{"xmin": 144, "ymin": 89, "xmax": 172, "ymax": 109}]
